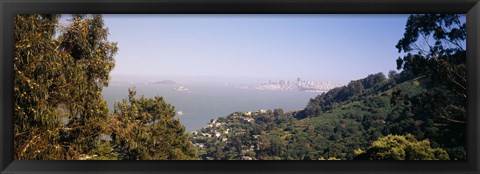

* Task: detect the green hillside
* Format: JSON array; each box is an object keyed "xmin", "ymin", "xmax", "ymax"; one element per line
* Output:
[{"xmin": 190, "ymin": 71, "xmax": 465, "ymax": 160}]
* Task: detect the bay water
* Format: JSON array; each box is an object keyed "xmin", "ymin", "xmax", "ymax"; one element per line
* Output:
[{"xmin": 102, "ymin": 83, "xmax": 321, "ymax": 132}]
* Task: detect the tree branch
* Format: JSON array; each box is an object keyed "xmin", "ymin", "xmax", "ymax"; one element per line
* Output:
[
  {"xmin": 439, "ymin": 114, "xmax": 466, "ymax": 124},
  {"xmin": 440, "ymin": 116, "xmax": 466, "ymax": 124},
  {"xmin": 443, "ymin": 38, "xmax": 465, "ymax": 52}
]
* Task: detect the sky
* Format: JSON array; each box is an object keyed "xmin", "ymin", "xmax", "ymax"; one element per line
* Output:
[{"xmin": 100, "ymin": 14, "xmax": 410, "ymax": 84}]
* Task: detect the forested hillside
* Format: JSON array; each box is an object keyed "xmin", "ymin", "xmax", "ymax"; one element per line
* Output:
[
  {"xmin": 190, "ymin": 14, "xmax": 466, "ymax": 160},
  {"xmin": 190, "ymin": 71, "xmax": 460, "ymax": 160}
]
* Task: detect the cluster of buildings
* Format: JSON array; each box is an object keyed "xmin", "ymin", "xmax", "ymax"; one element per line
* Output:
[
  {"xmin": 191, "ymin": 109, "xmax": 273, "ymax": 159},
  {"xmin": 191, "ymin": 110, "xmax": 260, "ymax": 140},
  {"xmin": 255, "ymin": 78, "xmax": 341, "ymax": 92}
]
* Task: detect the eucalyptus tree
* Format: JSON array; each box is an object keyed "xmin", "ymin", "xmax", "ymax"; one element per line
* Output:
[
  {"xmin": 14, "ymin": 14, "xmax": 65, "ymax": 159},
  {"xmin": 14, "ymin": 14, "xmax": 117, "ymax": 159}
]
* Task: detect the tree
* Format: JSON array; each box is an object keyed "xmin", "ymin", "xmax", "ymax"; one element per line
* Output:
[
  {"xmin": 359, "ymin": 73, "xmax": 386, "ymax": 89},
  {"xmin": 55, "ymin": 14, "xmax": 117, "ymax": 159},
  {"xmin": 395, "ymin": 14, "xmax": 466, "ymax": 124},
  {"xmin": 14, "ymin": 14, "xmax": 118, "ymax": 160},
  {"xmin": 347, "ymin": 80, "xmax": 364, "ymax": 96},
  {"xmin": 393, "ymin": 14, "xmax": 466, "ymax": 160},
  {"xmin": 388, "ymin": 70, "xmax": 398, "ymax": 79},
  {"xmin": 14, "ymin": 14, "xmax": 66, "ymax": 160},
  {"xmin": 110, "ymin": 88, "xmax": 198, "ymax": 160},
  {"xmin": 273, "ymin": 108, "xmax": 284, "ymax": 117},
  {"xmin": 355, "ymin": 134, "xmax": 449, "ymax": 160}
]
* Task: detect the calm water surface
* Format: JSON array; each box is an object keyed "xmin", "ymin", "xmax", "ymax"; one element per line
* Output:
[{"xmin": 103, "ymin": 83, "xmax": 321, "ymax": 132}]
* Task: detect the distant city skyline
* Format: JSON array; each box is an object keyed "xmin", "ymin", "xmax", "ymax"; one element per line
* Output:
[{"xmin": 100, "ymin": 14, "xmax": 410, "ymax": 84}]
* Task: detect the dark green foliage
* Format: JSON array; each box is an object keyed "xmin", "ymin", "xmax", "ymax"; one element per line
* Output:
[
  {"xmin": 110, "ymin": 88, "xmax": 198, "ymax": 160},
  {"xmin": 296, "ymin": 73, "xmax": 387, "ymax": 119},
  {"xmin": 393, "ymin": 14, "xmax": 466, "ymax": 159},
  {"xmin": 395, "ymin": 14, "xmax": 466, "ymax": 123}
]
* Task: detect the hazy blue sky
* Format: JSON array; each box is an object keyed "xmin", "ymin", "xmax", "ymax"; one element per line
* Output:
[{"xmin": 102, "ymin": 14, "xmax": 410, "ymax": 83}]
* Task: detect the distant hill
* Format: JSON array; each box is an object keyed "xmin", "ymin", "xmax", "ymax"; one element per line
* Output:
[{"xmin": 149, "ymin": 80, "xmax": 177, "ymax": 85}]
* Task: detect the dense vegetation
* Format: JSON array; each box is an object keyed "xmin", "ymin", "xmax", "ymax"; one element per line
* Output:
[
  {"xmin": 14, "ymin": 14, "xmax": 196, "ymax": 160},
  {"xmin": 190, "ymin": 14, "xmax": 466, "ymax": 160},
  {"xmin": 355, "ymin": 134, "xmax": 449, "ymax": 160},
  {"xmin": 14, "ymin": 14, "xmax": 465, "ymax": 160},
  {"xmin": 190, "ymin": 71, "xmax": 462, "ymax": 160},
  {"xmin": 108, "ymin": 88, "xmax": 197, "ymax": 160}
]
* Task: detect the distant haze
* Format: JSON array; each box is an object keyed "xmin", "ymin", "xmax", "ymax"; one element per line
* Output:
[{"xmin": 101, "ymin": 14, "xmax": 409, "ymax": 84}]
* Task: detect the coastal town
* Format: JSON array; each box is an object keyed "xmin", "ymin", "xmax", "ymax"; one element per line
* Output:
[{"xmin": 190, "ymin": 108, "xmax": 296, "ymax": 160}]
